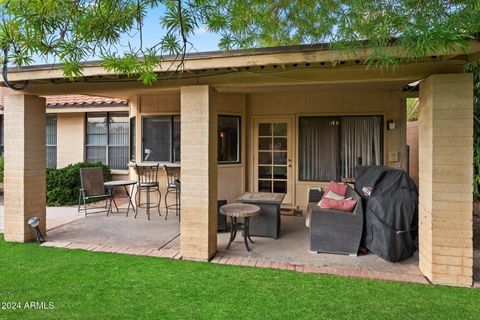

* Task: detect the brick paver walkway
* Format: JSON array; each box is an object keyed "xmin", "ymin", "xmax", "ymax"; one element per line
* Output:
[{"xmin": 41, "ymin": 240, "xmax": 436, "ymax": 285}]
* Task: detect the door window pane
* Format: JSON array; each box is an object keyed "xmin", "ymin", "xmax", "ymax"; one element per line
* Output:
[
  {"xmin": 259, "ymin": 123, "xmax": 272, "ymax": 136},
  {"xmin": 273, "ymin": 138, "xmax": 287, "ymax": 151},
  {"xmin": 258, "ymin": 180, "xmax": 272, "ymax": 192},
  {"xmin": 258, "ymin": 166, "xmax": 272, "ymax": 179},
  {"xmin": 273, "ymin": 180, "xmax": 287, "ymax": 193},
  {"xmin": 273, "ymin": 123, "xmax": 287, "ymax": 136},
  {"xmin": 273, "ymin": 152, "xmax": 287, "ymax": 165},
  {"xmin": 258, "ymin": 138, "xmax": 272, "ymax": 151},
  {"xmin": 218, "ymin": 115, "xmax": 240, "ymax": 163},
  {"xmin": 273, "ymin": 166, "xmax": 287, "ymax": 179},
  {"xmin": 258, "ymin": 152, "xmax": 272, "ymax": 164}
]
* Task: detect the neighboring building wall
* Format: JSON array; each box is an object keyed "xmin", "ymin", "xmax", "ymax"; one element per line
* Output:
[
  {"xmin": 247, "ymin": 88, "xmax": 405, "ymax": 208},
  {"xmin": 407, "ymin": 121, "xmax": 419, "ymax": 185},
  {"xmin": 56, "ymin": 113, "xmax": 85, "ymax": 168}
]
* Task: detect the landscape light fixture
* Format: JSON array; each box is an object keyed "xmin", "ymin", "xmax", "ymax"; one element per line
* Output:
[{"xmin": 28, "ymin": 216, "xmax": 45, "ymax": 243}]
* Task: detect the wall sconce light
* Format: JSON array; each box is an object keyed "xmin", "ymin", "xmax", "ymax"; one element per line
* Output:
[
  {"xmin": 28, "ymin": 216, "xmax": 45, "ymax": 243},
  {"xmin": 387, "ymin": 120, "xmax": 396, "ymax": 130}
]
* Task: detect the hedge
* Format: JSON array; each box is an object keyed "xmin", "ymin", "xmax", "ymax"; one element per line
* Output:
[{"xmin": 46, "ymin": 162, "xmax": 111, "ymax": 206}]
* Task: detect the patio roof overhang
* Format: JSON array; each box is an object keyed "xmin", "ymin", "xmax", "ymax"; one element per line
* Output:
[{"xmin": 2, "ymin": 41, "xmax": 480, "ymax": 99}]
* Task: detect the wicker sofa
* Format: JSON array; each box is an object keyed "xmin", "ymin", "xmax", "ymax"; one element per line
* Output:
[{"xmin": 305, "ymin": 186, "xmax": 364, "ymax": 256}]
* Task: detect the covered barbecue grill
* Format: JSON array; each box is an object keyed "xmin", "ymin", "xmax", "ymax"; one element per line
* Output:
[{"xmin": 355, "ymin": 166, "xmax": 419, "ymax": 262}]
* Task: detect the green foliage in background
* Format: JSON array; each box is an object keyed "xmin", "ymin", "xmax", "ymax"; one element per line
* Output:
[
  {"xmin": 46, "ymin": 162, "xmax": 111, "ymax": 206},
  {"xmin": 466, "ymin": 62, "xmax": 480, "ymax": 201},
  {"xmin": 406, "ymin": 98, "xmax": 419, "ymax": 122}
]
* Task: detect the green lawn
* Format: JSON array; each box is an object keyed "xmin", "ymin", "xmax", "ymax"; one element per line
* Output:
[{"xmin": 0, "ymin": 237, "xmax": 479, "ymax": 320}]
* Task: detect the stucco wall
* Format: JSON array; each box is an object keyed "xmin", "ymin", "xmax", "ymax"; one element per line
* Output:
[{"xmin": 56, "ymin": 112, "xmax": 85, "ymax": 168}]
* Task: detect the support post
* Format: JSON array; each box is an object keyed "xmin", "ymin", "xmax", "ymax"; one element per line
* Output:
[
  {"xmin": 180, "ymin": 85, "xmax": 217, "ymax": 260},
  {"xmin": 418, "ymin": 73, "xmax": 473, "ymax": 286},
  {"xmin": 3, "ymin": 94, "xmax": 46, "ymax": 242}
]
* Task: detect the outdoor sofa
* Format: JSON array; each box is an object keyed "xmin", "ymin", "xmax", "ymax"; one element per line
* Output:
[{"xmin": 305, "ymin": 185, "xmax": 363, "ymax": 256}]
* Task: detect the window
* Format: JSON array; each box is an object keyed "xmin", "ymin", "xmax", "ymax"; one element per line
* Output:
[
  {"xmin": 46, "ymin": 114, "xmax": 57, "ymax": 168},
  {"xmin": 299, "ymin": 116, "xmax": 383, "ymax": 181},
  {"xmin": 218, "ymin": 115, "xmax": 240, "ymax": 163},
  {"xmin": 130, "ymin": 117, "xmax": 136, "ymax": 161},
  {"xmin": 142, "ymin": 116, "xmax": 180, "ymax": 162},
  {"xmin": 86, "ymin": 112, "xmax": 129, "ymax": 170}
]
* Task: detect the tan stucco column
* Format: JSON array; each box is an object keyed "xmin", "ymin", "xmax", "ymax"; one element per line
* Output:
[
  {"xmin": 180, "ymin": 85, "xmax": 218, "ymax": 260},
  {"xmin": 3, "ymin": 94, "xmax": 46, "ymax": 242},
  {"xmin": 418, "ymin": 73, "xmax": 473, "ymax": 286}
]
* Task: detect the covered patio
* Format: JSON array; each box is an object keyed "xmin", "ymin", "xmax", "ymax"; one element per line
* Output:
[{"xmin": 2, "ymin": 42, "xmax": 479, "ymax": 286}]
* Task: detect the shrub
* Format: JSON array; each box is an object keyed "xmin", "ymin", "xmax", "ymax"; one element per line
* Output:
[{"xmin": 46, "ymin": 162, "xmax": 111, "ymax": 206}]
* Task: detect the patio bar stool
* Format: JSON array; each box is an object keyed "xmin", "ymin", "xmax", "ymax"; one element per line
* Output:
[
  {"xmin": 164, "ymin": 165, "xmax": 180, "ymax": 220},
  {"xmin": 134, "ymin": 164, "xmax": 161, "ymax": 220}
]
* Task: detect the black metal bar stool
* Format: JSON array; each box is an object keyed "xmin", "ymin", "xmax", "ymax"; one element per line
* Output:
[
  {"xmin": 164, "ymin": 165, "xmax": 180, "ymax": 220},
  {"xmin": 134, "ymin": 164, "xmax": 161, "ymax": 220}
]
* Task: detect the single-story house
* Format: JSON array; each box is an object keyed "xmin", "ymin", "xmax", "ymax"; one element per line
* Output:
[{"xmin": 2, "ymin": 42, "xmax": 478, "ymax": 286}]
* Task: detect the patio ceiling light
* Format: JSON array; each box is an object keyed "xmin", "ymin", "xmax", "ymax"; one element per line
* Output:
[{"xmin": 27, "ymin": 216, "xmax": 45, "ymax": 244}]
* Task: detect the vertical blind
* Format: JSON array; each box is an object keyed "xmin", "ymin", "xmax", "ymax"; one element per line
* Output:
[
  {"xmin": 299, "ymin": 116, "xmax": 383, "ymax": 181},
  {"xmin": 341, "ymin": 117, "xmax": 382, "ymax": 178},
  {"xmin": 86, "ymin": 112, "xmax": 129, "ymax": 169},
  {"xmin": 299, "ymin": 117, "xmax": 339, "ymax": 181},
  {"xmin": 46, "ymin": 115, "xmax": 57, "ymax": 168}
]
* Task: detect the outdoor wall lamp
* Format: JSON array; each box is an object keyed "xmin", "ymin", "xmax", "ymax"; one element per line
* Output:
[
  {"xmin": 387, "ymin": 120, "xmax": 396, "ymax": 130},
  {"xmin": 28, "ymin": 216, "xmax": 45, "ymax": 243}
]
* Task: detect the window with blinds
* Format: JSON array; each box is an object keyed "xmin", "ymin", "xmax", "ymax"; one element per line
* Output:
[
  {"xmin": 86, "ymin": 112, "xmax": 129, "ymax": 170},
  {"xmin": 299, "ymin": 116, "xmax": 383, "ymax": 181},
  {"xmin": 46, "ymin": 114, "xmax": 57, "ymax": 168}
]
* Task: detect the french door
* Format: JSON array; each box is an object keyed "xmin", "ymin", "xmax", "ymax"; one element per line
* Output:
[{"xmin": 253, "ymin": 117, "xmax": 294, "ymax": 204}]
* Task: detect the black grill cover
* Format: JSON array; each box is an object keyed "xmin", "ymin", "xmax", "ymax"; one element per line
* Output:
[{"xmin": 355, "ymin": 166, "xmax": 418, "ymax": 262}]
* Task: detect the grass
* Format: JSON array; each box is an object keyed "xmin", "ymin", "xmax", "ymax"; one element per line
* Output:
[{"xmin": 0, "ymin": 237, "xmax": 479, "ymax": 320}]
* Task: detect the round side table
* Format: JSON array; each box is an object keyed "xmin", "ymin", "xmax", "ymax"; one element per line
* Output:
[{"xmin": 220, "ymin": 203, "xmax": 260, "ymax": 252}]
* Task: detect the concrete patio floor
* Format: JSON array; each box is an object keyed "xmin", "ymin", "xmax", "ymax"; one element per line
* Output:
[
  {"xmin": 3, "ymin": 203, "xmax": 479, "ymax": 286},
  {"xmin": 46, "ymin": 208, "xmax": 180, "ymax": 249}
]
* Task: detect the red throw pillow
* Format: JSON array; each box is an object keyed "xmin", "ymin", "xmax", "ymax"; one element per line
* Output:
[
  {"xmin": 319, "ymin": 198, "xmax": 357, "ymax": 212},
  {"xmin": 328, "ymin": 181, "xmax": 348, "ymax": 197}
]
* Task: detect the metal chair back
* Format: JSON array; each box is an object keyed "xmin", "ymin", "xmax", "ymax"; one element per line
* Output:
[
  {"xmin": 134, "ymin": 164, "xmax": 160, "ymax": 185},
  {"xmin": 80, "ymin": 167, "xmax": 106, "ymax": 197},
  {"xmin": 164, "ymin": 165, "xmax": 180, "ymax": 188}
]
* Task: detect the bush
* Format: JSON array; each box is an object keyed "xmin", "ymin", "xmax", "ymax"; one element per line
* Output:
[{"xmin": 46, "ymin": 162, "xmax": 111, "ymax": 206}]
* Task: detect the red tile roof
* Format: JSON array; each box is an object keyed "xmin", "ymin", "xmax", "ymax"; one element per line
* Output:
[{"xmin": 0, "ymin": 87, "xmax": 127, "ymax": 108}]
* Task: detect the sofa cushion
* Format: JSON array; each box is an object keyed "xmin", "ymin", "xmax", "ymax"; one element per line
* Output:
[
  {"xmin": 329, "ymin": 181, "xmax": 348, "ymax": 197},
  {"xmin": 323, "ymin": 190, "xmax": 345, "ymax": 201},
  {"xmin": 319, "ymin": 197, "xmax": 357, "ymax": 212}
]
